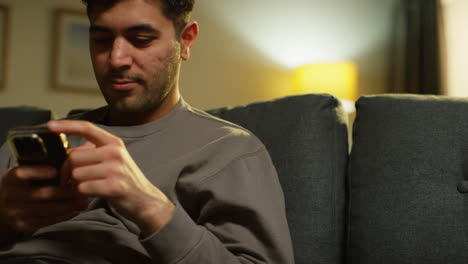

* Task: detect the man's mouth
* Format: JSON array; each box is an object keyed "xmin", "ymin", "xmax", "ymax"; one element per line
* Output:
[{"xmin": 110, "ymin": 79, "xmax": 138, "ymax": 91}]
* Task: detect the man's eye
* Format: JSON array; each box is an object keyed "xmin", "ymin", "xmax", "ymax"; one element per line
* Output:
[{"xmin": 131, "ymin": 36, "xmax": 156, "ymax": 46}]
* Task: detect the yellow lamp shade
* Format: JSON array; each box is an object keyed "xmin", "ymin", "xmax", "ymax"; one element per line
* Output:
[{"xmin": 293, "ymin": 61, "xmax": 358, "ymax": 101}]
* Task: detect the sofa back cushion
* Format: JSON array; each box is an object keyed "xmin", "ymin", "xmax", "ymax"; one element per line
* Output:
[
  {"xmin": 208, "ymin": 94, "xmax": 349, "ymax": 264},
  {"xmin": 347, "ymin": 94, "xmax": 468, "ymax": 264}
]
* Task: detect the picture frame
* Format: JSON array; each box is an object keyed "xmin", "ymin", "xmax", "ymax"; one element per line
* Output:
[
  {"xmin": 0, "ymin": 5, "xmax": 9, "ymax": 90},
  {"xmin": 52, "ymin": 9, "xmax": 99, "ymax": 93}
]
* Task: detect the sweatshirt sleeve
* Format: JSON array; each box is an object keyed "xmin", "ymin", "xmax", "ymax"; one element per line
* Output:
[{"xmin": 140, "ymin": 147, "xmax": 295, "ymax": 264}]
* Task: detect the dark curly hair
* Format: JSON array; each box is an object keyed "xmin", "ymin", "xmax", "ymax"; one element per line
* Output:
[{"xmin": 81, "ymin": 0, "xmax": 195, "ymax": 35}]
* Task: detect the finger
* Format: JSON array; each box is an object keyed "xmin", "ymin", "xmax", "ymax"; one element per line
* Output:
[
  {"xmin": 68, "ymin": 145, "xmax": 112, "ymax": 168},
  {"xmin": 12, "ymin": 211, "xmax": 81, "ymax": 233},
  {"xmin": 71, "ymin": 161, "xmax": 117, "ymax": 182},
  {"xmin": 60, "ymin": 142, "xmax": 97, "ymax": 187},
  {"xmin": 5, "ymin": 185, "xmax": 72, "ymax": 203},
  {"xmin": 77, "ymin": 178, "xmax": 123, "ymax": 199},
  {"xmin": 48, "ymin": 120, "xmax": 122, "ymax": 147},
  {"xmin": 1, "ymin": 167, "xmax": 22, "ymax": 186},
  {"xmin": 13, "ymin": 166, "xmax": 59, "ymax": 183},
  {"xmin": 60, "ymin": 143, "xmax": 96, "ymax": 186},
  {"xmin": 25, "ymin": 184, "xmax": 79, "ymax": 202},
  {"xmin": 71, "ymin": 141, "xmax": 96, "ymax": 151},
  {"xmin": 70, "ymin": 143, "xmax": 126, "ymax": 169},
  {"xmin": 4, "ymin": 183, "xmax": 84, "ymax": 210},
  {"xmin": 60, "ymin": 158, "xmax": 72, "ymax": 187}
]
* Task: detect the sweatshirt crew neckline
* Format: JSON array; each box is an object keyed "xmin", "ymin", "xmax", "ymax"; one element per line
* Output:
[{"xmin": 89, "ymin": 98, "xmax": 188, "ymax": 139}]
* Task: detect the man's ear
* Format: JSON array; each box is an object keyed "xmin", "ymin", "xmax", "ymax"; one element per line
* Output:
[{"xmin": 180, "ymin": 21, "xmax": 199, "ymax": 61}]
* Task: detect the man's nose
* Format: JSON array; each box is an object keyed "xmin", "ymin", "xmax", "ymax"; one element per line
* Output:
[{"xmin": 109, "ymin": 38, "xmax": 132, "ymax": 69}]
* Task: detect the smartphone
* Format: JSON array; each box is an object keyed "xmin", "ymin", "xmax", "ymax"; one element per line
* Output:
[{"xmin": 7, "ymin": 124, "xmax": 69, "ymax": 184}]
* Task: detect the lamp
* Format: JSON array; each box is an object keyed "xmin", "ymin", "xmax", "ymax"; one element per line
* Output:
[{"xmin": 293, "ymin": 61, "xmax": 358, "ymax": 112}]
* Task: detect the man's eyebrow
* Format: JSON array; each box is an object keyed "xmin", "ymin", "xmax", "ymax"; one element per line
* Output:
[
  {"xmin": 89, "ymin": 24, "xmax": 160, "ymax": 35},
  {"xmin": 125, "ymin": 24, "xmax": 160, "ymax": 34},
  {"xmin": 89, "ymin": 25, "xmax": 111, "ymax": 33}
]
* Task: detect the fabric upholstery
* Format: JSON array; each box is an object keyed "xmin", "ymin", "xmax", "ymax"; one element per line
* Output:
[
  {"xmin": 208, "ymin": 94, "xmax": 349, "ymax": 264},
  {"xmin": 0, "ymin": 106, "xmax": 53, "ymax": 145},
  {"xmin": 347, "ymin": 94, "xmax": 468, "ymax": 264},
  {"xmin": 0, "ymin": 95, "xmax": 351, "ymax": 264}
]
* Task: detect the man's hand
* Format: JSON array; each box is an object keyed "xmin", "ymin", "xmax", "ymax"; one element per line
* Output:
[
  {"xmin": 0, "ymin": 165, "xmax": 88, "ymax": 234},
  {"xmin": 48, "ymin": 120, "xmax": 175, "ymax": 237}
]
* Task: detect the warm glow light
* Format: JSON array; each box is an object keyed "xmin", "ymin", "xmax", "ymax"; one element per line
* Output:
[
  {"xmin": 293, "ymin": 62, "xmax": 358, "ymax": 112},
  {"xmin": 196, "ymin": 1, "xmax": 376, "ymax": 69},
  {"xmin": 293, "ymin": 62, "xmax": 358, "ymax": 100}
]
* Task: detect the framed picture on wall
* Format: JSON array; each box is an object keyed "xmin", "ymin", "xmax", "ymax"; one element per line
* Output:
[
  {"xmin": 0, "ymin": 5, "xmax": 9, "ymax": 90},
  {"xmin": 52, "ymin": 9, "xmax": 99, "ymax": 93}
]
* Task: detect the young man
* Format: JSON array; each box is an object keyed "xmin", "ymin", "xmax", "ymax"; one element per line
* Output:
[{"xmin": 0, "ymin": 0, "xmax": 294, "ymax": 263}]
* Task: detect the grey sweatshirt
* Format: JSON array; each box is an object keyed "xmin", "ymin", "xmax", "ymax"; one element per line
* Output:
[{"xmin": 0, "ymin": 99, "xmax": 294, "ymax": 263}]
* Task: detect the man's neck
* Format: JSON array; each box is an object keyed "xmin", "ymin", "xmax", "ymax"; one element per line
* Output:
[{"xmin": 105, "ymin": 90, "xmax": 180, "ymax": 126}]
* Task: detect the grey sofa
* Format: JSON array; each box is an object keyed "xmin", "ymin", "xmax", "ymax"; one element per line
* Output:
[{"xmin": 0, "ymin": 93, "xmax": 466, "ymax": 264}]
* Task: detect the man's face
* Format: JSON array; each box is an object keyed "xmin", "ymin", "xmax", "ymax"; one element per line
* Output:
[{"xmin": 89, "ymin": 0, "xmax": 181, "ymax": 115}]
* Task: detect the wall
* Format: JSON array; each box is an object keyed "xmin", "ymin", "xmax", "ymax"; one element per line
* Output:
[
  {"xmin": 443, "ymin": 0, "xmax": 468, "ymax": 97},
  {"xmin": 0, "ymin": 0, "xmax": 104, "ymax": 118},
  {"xmin": 0, "ymin": 0, "xmax": 399, "ymax": 118}
]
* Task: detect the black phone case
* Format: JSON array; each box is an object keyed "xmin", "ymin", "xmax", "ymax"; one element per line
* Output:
[{"xmin": 7, "ymin": 125, "xmax": 69, "ymax": 185}]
